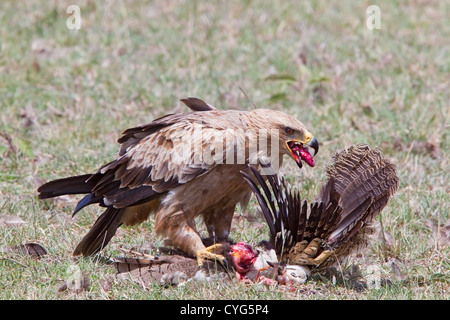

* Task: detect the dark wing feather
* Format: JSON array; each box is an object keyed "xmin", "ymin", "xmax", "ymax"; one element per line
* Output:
[
  {"xmin": 243, "ymin": 166, "xmax": 304, "ymax": 255},
  {"xmin": 249, "ymin": 166, "xmax": 278, "ymax": 218},
  {"xmin": 37, "ymin": 174, "xmax": 95, "ymax": 199},
  {"xmin": 38, "ymin": 111, "xmax": 219, "ymax": 215},
  {"xmin": 297, "ymin": 200, "xmax": 308, "ymax": 242},
  {"xmin": 241, "ymin": 170, "xmax": 277, "ymax": 242},
  {"xmin": 73, "ymin": 207, "xmax": 123, "ymax": 256},
  {"xmin": 180, "ymin": 97, "xmax": 217, "ymax": 111}
]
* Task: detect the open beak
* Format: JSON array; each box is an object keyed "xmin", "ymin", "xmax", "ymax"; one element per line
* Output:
[{"xmin": 286, "ymin": 135, "xmax": 319, "ymax": 169}]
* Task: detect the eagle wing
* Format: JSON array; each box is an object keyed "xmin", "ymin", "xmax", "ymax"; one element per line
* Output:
[
  {"xmin": 38, "ymin": 99, "xmax": 224, "ymax": 213},
  {"xmin": 242, "ymin": 144, "xmax": 399, "ymax": 268},
  {"xmin": 93, "ymin": 116, "xmax": 214, "ymax": 208}
]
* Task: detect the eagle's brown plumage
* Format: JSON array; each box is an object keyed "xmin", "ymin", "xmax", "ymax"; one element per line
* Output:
[
  {"xmin": 38, "ymin": 98, "xmax": 318, "ymax": 262},
  {"xmin": 242, "ymin": 144, "xmax": 399, "ymax": 270}
]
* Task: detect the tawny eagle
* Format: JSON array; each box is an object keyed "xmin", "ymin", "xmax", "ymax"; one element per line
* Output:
[{"xmin": 38, "ymin": 98, "xmax": 319, "ymax": 265}]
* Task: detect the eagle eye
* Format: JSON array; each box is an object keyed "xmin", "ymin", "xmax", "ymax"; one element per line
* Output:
[{"xmin": 284, "ymin": 127, "xmax": 294, "ymax": 135}]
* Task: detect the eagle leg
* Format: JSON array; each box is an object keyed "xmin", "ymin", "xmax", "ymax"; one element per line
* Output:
[
  {"xmin": 311, "ymin": 250, "xmax": 333, "ymax": 266},
  {"xmin": 300, "ymin": 238, "xmax": 334, "ymax": 266},
  {"xmin": 301, "ymin": 238, "xmax": 322, "ymax": 257},
  {"xmin": 196, "ymin": 243, "xmax": 227, "ymax": 267},
  {"xmin": 287, "ymin": 238, "xmax": 333, "ymax": 266}
]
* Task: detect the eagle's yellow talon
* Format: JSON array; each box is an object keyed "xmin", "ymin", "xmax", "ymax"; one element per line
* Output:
[{"xmin": 196, "ymin": 243, "xmax": 226, "ymax": 266}]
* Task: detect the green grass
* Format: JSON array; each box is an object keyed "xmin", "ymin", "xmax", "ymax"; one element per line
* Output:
[{"xmin": 0, "ymin": 0, "xmax": 448, "ymax": 300}]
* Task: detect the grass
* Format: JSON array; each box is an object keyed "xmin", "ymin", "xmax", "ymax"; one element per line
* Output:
[{"xmin": 0, "ymin": 0, "xmax": 448, "ymax": 300}]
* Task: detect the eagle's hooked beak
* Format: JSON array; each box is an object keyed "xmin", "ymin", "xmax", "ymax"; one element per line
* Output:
[
  {"xmin": 286, "ymin": 132, "xmax": 319, "ymax": 169},
  {"xmin": 307, "ymin": 136, "xmax": 319, "ymax": 157}
]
